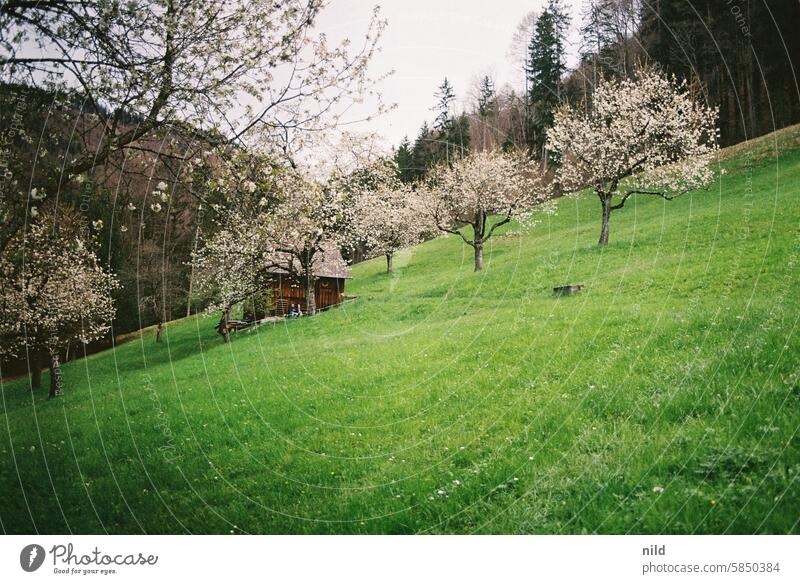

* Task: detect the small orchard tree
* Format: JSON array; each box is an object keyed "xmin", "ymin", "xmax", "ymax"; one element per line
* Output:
[
  {"xmin": 547, "ymin": 67, "xmax": 719, "ymax": 246},
  {"xmin": 190, "ymin": 150, "xmax": 281, "ymax": 341},
  {"xmin": 192, "ymin": 212, "xmax": 277, "ymax": 342},
  {"xmin": 423, "ymin": 150, "xmax": 549, "ymax": 271},
  {"xmin": 266, "ymin": 172, "xmax": 353, "ymax": 315},
  {"xmin": 0, "ymin": 208, "xmax": 118, "ymax": 396},
  {"xmin": 348, "ymin": 160, "xmax": 429, "ymax": 273}
]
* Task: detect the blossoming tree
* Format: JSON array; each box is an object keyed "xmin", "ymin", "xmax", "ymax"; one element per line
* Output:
[
  {"xmin": 0, "ymin": 208, "xmax": 118, "ymax": 396},
  {"xmin": 192, "ymin": 151, "xmax": 352, "ymax": 333},
  {"xmin": 348, "ymin": 160, "xmax": 430, "ymax": 273},
  {"xmin": 265, "ymin": 172, "xmax": 354, "ymax": 316},
  {"xmin": 193, "ymin": 213, "xmax": 278, "ymax": 341},
  {"xmin": 190, "ymin": 150, "xmax": 282, "ymax": 341},
  {"xmin": 423, "ymin": 150, "xmax": 549, "ymax": 271},
  {"xmin": 0, "ymin": 1, "xmax": 388, "ymax": 250},
  {"xmin": 547, "ymin": 68, "xmax": 719, "ymax": 246}
]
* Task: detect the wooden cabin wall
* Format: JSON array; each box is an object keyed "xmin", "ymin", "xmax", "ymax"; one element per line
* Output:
[{"xmin": 267, "ymin": 275, "xmax": 345, "ymax": 316}]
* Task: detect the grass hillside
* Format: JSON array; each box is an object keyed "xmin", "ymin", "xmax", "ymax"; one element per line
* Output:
[{"xmin": 2, "ymin": 127, "xmax": 799, "ymax": 534}]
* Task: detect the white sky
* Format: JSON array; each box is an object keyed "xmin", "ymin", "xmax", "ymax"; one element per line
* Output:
[{"xmin": 317, "ymin": 0, "xmax": 584, "ymax": 148}]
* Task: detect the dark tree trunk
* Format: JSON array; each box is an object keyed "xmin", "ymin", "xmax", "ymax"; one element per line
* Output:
[
  {"xmin": 386, "ymin": 253, "xmax": 393, "ymax": 274},
  {"xmin": 30, "ymin": 352, "xmax": 42, "ymax": 390},
  {"xmin": 155, "ymin": 321, "xmax": 164, "ymax": 343},
  {"xmin": 473, "ymin": 211, "xmax": 485, "ymax": 272},
  {"xmin": 305, "ymin": 269, "xmax": 316, "ymax": 316},
  {"xmin": 219, "ymin": 309, "xmax": 231, "ymax": 343},
  {"xmin": 599, "ymin": 194, "xmax": 612, "ymax": 246},
  {"xmin": 474, "ymin": 241, "xmax": 484, "ymax": 272},
  {"xmin": 48, "ymin": 351, "xmax": 62, "ymax": 398}
]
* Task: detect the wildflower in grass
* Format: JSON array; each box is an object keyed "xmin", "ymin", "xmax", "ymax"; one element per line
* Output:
[{"xmin": 652, "ymin": 486, "xmax": 665, "ymax": 494}]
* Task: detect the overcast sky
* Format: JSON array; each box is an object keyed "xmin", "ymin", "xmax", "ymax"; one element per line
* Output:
[{"xmin": 317, "ymin": 0, "xmax": 584, "ymax": 149}]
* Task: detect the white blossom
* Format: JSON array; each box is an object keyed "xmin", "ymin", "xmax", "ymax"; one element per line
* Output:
[
  {"xmin": 345, "ymin": 159, "xmax": 431, "ymax": 272},
  {"xmin": 0, "ymin": 209, "xmax": 119, "ymax": 396},
  {"xmin": 422, "ymin": 150, "xmax": 551, "ymax": 271},
  {"xmin": 547, "ymin": 67, "xmax": 719, "ymax": 245}
]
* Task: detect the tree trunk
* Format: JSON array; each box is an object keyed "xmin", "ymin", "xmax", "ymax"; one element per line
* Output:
[
  {"xmin": 473, "ymin": 211, "xmax": 485, "ymax": 272},
  {"xmin": 599, "ymin": 195, "xmax": 612, "ymax": 246},
  {"xmin": 30, "ymin": 352, "xmax": 42, "ymax": 390},
  {"xmin": 474, "ymin": 241, "xmax": 484, "ymax": 272},
  {"xmin": 305, "ymin": 270, "xmax": 316, "ymax": 316},
  {"xmin": 219, "ymin": 309, "xmax": 231, "ymax": 343},
  {"xmin": 48, "ymin": 350, "xmax": 62, "ymax": 398},
  {"xmin": 155, "ymin": 321, "xmax": 164, "ymax": 343},
  {"xmin": 386, "ymin": 253, "xmax": 393, "ymax": 274}
]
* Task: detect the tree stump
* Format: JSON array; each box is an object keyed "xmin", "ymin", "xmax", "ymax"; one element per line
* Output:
[{"xmin": 553, "ymin": 284, "xmax": 583, "ymax": 296}]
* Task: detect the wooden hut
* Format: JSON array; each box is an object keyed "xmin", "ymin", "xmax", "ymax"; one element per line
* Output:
[{"xmin": 265, "ymin": 244, "xmax": 352, "ymax": 316}]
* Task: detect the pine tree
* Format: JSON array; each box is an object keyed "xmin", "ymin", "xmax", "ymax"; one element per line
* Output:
[
  {"xmin": 445, "ymin": 114, "xmax": 471, "ymax": 158},
  {"xmin": 410, "ymin": 122, "xmax": 434, "ymax": 179},
  {"xmin": 477, "ymin": 75, "xmax": 497, "ymax": 117},
  {"xmin": 525, "ymin": 0, "xmax": 570, "ymax": 155},
  {"xmin": 432, "ymin": 78, "xmax": 456, "ymax": 132},
  {"xmin": 394, "ymin": 137, "xmax": 415, "ymax": 183}
]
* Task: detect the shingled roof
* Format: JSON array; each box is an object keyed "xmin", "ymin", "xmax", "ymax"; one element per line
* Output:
[{"xmin": 267, "ymin": 242, "xmax": 352, "ymax": 280}]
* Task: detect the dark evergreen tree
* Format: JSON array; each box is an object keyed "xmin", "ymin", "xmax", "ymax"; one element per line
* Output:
[
  {"xmin": 524, "ymin": 0, "xmax": 570, "ymax": 155},
  {"xmin": 394, "ymin": 137, "xmax": 415, "ymax": 183},
  {"xmin": 477, "ymin": 75, "xmax": 497, "ymax": 117},
  {"xmin": 444, "ymin": 113, "xmax": 471, "ymax": 158},
  {"xmin": 638, "ymin": 0, "xmax": 799, "ymax": 145},
  {"xmin": 410, "ymin": 122, "xmax": 435, "ymax": 180},
  {"xmin": 432, "ymin": 78, "xmax": 456, "ymax": 132}
]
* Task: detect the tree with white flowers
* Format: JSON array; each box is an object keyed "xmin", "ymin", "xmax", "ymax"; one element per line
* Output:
[
  {"xmin": 192, "ymin": 211, "xmax": 278, "ymax": 341},
  {"xmin": 348, "ymin": 160, "xmax": 430, "ymax": 273},
  {"xmin": 193, "ymin": 153, "xmax": 352, "ymax": 330},
  {"xmin": 266, "ymin": 172, "xmax": 354, "ymax": 315},
  {"xmin": 0, "ymin": 208, "xmax": 118, "ymax": 396},
  {"xmin": 423, "ymin": 150, "xmax": 550, "ymax": 272},
  {"xmin": 190, "ymin": 149, "xmax": 282, "ymax": 340},
  {"xmin": 0, "ymin": 1, "xmax": 388, "ymax": 250},
  {"xmin": 547, "ymin": 67, "xmax": 719, "ymax": 246}
]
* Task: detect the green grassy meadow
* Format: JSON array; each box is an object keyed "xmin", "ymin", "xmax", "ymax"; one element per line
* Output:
[{"xmin": 1, "ymin": 127, "xmax": 799, "ymax": 534}]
